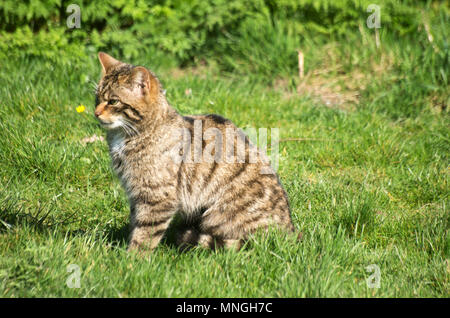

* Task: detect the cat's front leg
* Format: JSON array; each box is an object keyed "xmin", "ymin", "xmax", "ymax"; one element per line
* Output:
[{"xmin": 127, "ymin": 201, "xmax": 177, "ymax": 252}]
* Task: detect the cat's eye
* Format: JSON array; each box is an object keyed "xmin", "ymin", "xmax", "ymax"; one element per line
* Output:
[{"xmin": 108, "ymin": 99, "xmax": 120, "ymax": 106}]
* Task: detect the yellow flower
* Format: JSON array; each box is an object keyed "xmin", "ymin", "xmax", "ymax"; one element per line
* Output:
[{"xmin": 76, "ymin": 105, "xmax": 86, "ymax": 113}]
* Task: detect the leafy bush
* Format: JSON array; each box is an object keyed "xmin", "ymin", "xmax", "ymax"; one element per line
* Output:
[{"xmin": 0, "ymin": 0, "xmax": 444, "ymax": 64}]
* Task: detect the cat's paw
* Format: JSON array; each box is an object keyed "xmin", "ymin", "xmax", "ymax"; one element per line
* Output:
[{"xmin": 127, "ymin": 241, "xmax": 154, "ymax": 257}]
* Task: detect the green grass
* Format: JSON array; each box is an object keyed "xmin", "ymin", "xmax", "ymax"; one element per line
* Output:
[{"xmin": 0, "ymin": 26, "xmax": 449, "ymax": 297}]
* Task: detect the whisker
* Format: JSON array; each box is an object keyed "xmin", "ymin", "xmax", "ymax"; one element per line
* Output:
[
  {"xmin": 120, "ymin": 122, "xmax": 132, "ymax": 136},
  {"xmin": 90, "ymin": 81, "xmax": 99, "ymax": 94},
  {"xmin": 121, "ymin": 119, "xmax": 139, "ymax": 136},
  {"xmin": 119, "ymin": 119, "xmax": 139, "ymax": 137}
]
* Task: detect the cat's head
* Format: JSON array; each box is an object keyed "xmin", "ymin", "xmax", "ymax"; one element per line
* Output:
[{"xmin": 95, "ymin": 52, "xmax": 164, "ymax": 133}]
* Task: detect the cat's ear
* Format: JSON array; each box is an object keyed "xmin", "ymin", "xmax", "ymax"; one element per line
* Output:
[
  {"xmin": 130, "ymin": 66, "xmax": 151, "ymax": 96},
  {"xmin": 98, "ymin": 52, "xmax": 122, "ymax": 75}
]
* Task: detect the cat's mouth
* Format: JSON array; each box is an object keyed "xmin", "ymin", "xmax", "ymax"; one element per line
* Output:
[
  {"xmin": 98, "ymin": 119, "xmax": 120, "ymax": 130},
  {"xmin": 99, "ymin": 121, "xmax": 112, "ymax": 127},
  {"xmin": 98, "ymin": 118, "xmax": 135, "ymax": 134},
  {"xmin": 96, "ymin": 113, "xmax": 118, "ymax": 128}
]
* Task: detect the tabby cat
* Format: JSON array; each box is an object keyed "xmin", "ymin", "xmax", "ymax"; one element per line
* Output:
[{"xmin": 94, "ymin": 52, "xmax": 295, "ymax": 251}]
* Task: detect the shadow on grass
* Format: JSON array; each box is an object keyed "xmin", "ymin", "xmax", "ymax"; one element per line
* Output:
[
  {"xmin": 1, "ymin": 196, "xmax": 300, "ymax": 256},
  {"xmin": 102, "ymin": 215, "xmax": 184, "ymax": 251},
  {"xmin": 0, "ymin": 196, "xmax": 78, "ymax": 234},
  {"xmin": 104, "ymin": 223, "xmax": 129, "ymax": 247}
]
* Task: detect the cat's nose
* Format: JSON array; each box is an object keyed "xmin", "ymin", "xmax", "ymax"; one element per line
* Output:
[{"xmin": 95, "ymin": 102, "xmax": 107, "ymax": 117}]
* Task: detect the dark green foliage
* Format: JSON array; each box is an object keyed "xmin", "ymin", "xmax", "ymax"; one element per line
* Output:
[{"xmin": 0, "ymin": 0, "xmax": 445, "ymax": 67}]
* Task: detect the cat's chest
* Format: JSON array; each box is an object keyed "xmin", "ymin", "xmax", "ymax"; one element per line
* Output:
[
  {"xmin": 110, "ymin": 134, "xmax": 125, "ymax": 157},
  {"xmin": 108, "ymin": 133, "xmax": 127, "ymax": 173}
]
